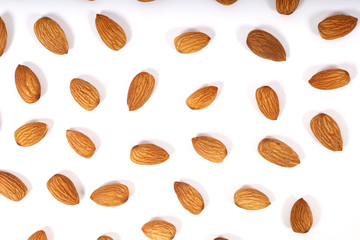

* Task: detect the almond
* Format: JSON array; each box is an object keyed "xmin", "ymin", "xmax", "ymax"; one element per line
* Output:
[
  {"xmin": 14, "ymin": 122, "xmax": 48, "ymax": 147},
  {"xmin": 246, "ymin": 29, "xmax": 286, "ymax": 61},
  {"xmin": 276, "ymin": 0, "xmax": 300, "ymax": 15},
  {"xmin": 174, "ymin": 181, "xmax": 204, "ymax": 215},
  {"xmin": 127, "ymin": 72, "xmax": 155, "ymax": 111},
  {"xmin": 174, "ymin": 32, "xmax": 211, "ymax": 54},
  {"xmin": 47, "ymin": 174, "xmax": 79, "ymax": 205},
  {"xmin": 0, "ymin": 17, "xmax": 7, "ymax": 56},
  {"xmin": 290, "ymin": 198, "xmax": 313, "ymax": 233},
  {"xmin": 28, "ymin": 230, "xmax": 47, "ymax": 240},
  {"xmin": 255, "ymin": 86, "xmax": 280, "ymax": 120},
  {"xmin": 310, "ymin": 113, "xmax": 343, "ymax": 151},
  {"xmin": 66, "ymin": 130, "xmax": 96, "ymax": 158},
  {"xmin": 70, "ymin": 78, "xmax": 100, "ymax": 111},
  {"xmin": 216, "ymin": 0, "xmax": 237, "ymax": 5},
  {"xmin": 0, "ymin": 171, "xmax": 28, "ymax": 201},
  {"xmin": 308, "ymin": 68, "xmax": 350, "ymax": 90},
  {"xmin": 90, "ymin": 183, "xmax": 129, "ymax": 207},
  {"xmin": 138, "ymin": 0, "xmax": 154, "ymax": 2},
  {"xmin": 186, "ymin": 86, "xmax": 218, "ymax": 110},
  {"xmin": 142, "ymin": 220, "xmax": 176, "ymax": 240},
  {"xmin": 192, "ymin": 136, "xmax": 227, "ymax": 163},
  {"xmin": 98, "ymin": 236, "xmax": 113, "ymax": 240},
  {"xmin": 15, "ymin": 65, "xmax": 41, "ymax": 104},
  {"xmin": 95, "ymin": 14, "xmax": 127, "ymax": 51},
  {"xmin": 130, "ymin": 143, "xmax": 169, "ymax": 165},
  {"xmin": 234, "ymin": 188, "xmax": 271, "ymax": 210},
  {"xmin": 318, "ymin": 14, "xmax": 358, "ymax": 40},
  {"xmin": 34, "ymin": 17, "xmax": 68, "ymax": 55},
  {"xmin": 214, "ymin": 238, "xmax": 228, "ymax": 240},
  {"xmin": 258, "ymin": 138, "xmax": 300, "ymax": 167}
]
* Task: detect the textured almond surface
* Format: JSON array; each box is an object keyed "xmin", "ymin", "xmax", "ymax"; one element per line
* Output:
[
  {"xmin": 214, "ymin": 238, "xmax": 228, "ymax": 240},
  {"xmin": 0, "ymin": 17, "xmax": 7, "ymax": 56},
  {"xmin": 97, "ymin": 236, "xmax": 113, "ymax": 240},
  {"xmin": 234, "ymin": 188, "xmax": 271, "ymax": 210},
  {"xmin": 28, "ymin": 230, "xmax": 47, "ymax": 240},
  {"xmin": 174, "ymin": 32, "xmax": 211, "ymax": 54},
  {"xmin": 15, "ymin": 65, "xmax": 41, "ymax": 104},
  {"xmin": 174, "ymin": 181, "xmax": 204, "ymax": 215},
  {"xmin": 310, "ymin": 113, "xmax": 343, "ymax": 151},
  {"xmin": 90, "ymin": 183, "xmax": 129, "ymax": 207},
  {"xmin": 70, "ymin": 78, "xmax": 100, "ymax": 111},
  {"xmin": 142, "ymin": 220, "xmax": 176, "ymax": 240},
  {"xmin": 192, "ymin": 136, "xmax": 227, "ymax": 163},
  {"xmin": 95, "ymin": 14, "xmax": 127, "ymax": 51},
  {"xmin": 130, "ymin": 143, "xmax": 169, "ymax": 165},
  {"xmin": 47, "ymin": 174, "xmax": 80, "ymax": 205},
  {"xmin": 258, "ymin": 138, "xmax": 300, "ymax": 167},
  {"xmin": 186, "ymin": 86, "xmax": 218, "ymax": 110},
  {"xmin": 34, "ymin": 17, "xmax": 68, "ymax": 55},
  {"xmin": 14, "ymin": 122, "xmax": 48, "ymax": 147},
  {"xmin": 318, "ymin": 14, "xmax": 358, "ymax": 40},
  {"xmin": 255, "ymin": 86, "xmax": 280, "ymax": 120},
  {"xmin": 247, "ymin": 29, "xmax": 286, "ymax": 61},
  {"xmin": 127, "ymin": 72, "xmax": 155, "ymax": 111},
  {"xmin": 0, "ymin": 171, "xmax": 28, "ymax": 201},
  {"xmin": 66, "ymin": 130, "xmax": 96, "ymax": 158},
  {"xmin": 276, "ymin": 0, "xmax": 300, "ymax": 15},
  {"xmin": 216, "ymin": 0, "xmax": 237, "ymax": 5},
  {"xmin": 308, "ymin": 68, "xmax": 350, "ymax": 90},
  {"xmin": 290, "ymin": 198, "xmax": 313, "ymax": 233}
]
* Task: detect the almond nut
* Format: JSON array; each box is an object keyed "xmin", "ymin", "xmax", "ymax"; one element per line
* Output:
[
  {"xmin": 192, "ymin": 136, "xmax": 227, "ymax": 163},
  {"xmin": 276, "ymin": 0, "xmax": 300, "ymax": 15},
  {"xmin": 47, "ymin": 174, "xmax": 80, "ymax": 205},
  {"xmin": 127, "ymin": 72, "xmax": 155, "ymax": 111},
  {"xmin": 15, "ymin": 65, "xmax": 41, "ymax": 104},
  {"xmin": 142, "ymin": 220, "xmax": 176, "ymax": 240},
  {"xmin": 290, "ymin": 198, "xmax": 313, "ymax": 233},
  {"xmin": 318, "ymin": 14, "xmax": 358, "ymax": 40},
  {"xmin": 28, "ymin": 230, "xmax": 47, "ymax": 240},
  {"xmin": 234, "ymin": 188, "xmax": 271, "ymax": 210},
  {"xmin": 90, "ymin": 183, "xmax": 129, "ymax": 207},
  {"xmin": 98, "ymin": 236, "xmax": 113, "ymax": 240},
  {"xmin": 255, "ymin": 86, "xmax": 280, "ymax": 120},
  {"xmin": 0, "ymin": 171, "xmax": 28, "ymax": 201},
  {"xmin": 0, "ymin": 17, "xmax": 7, "ymax": 56},
  {"xmin": 186, "ymin": 86, "xmax": 218, "ymax": 110},
  {"xmin": 174, "ymin": 181, "xmax": 204, "ymax": 215},
  {"xmin": 174, "ymin": 32, "xmax": 211, "ymax": 54},
  {"xmin": 66, "ymin": 130, "xmax": 96, "ymax": 158},
  {"xmin": 308, "ymin": 68, "xmax": 350, "ymax": 90},
  {"xmin": 70, "ymin": 78, "xmax": 100, "ymax": 111},
  {"xmin": 95, "ymin": 14, "xmax": 127, "ymax": 51},
  {"xmin": 14, "ymin": 122, "xmax": 48, "ymax": 147},
  {"xmin": 130, "ymin": 143, "xmax": 169, "ymax": 165},
  {"xmin": 216, "ymin": 0, "xmax": 237, "ymax": 5}
]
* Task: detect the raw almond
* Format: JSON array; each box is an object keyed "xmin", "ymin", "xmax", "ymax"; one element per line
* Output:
[
  {"xmin": 255, "ymin": 86, "xmax": 280, "ymax": 120},
  {"xmin": 28, "ymin": 230, "xmax": 47, "ymax": 240},
  {"xmin": 127, "ymin": 72, "xmax": 155, "ymax": 111},
  {"xmin": 290, "ymin": 198, "xmax": 313, "ymax": 233},
  {"xmin": 90, "ymin": 183, "xmax": 129, "ymax": 207},
  {"xmin": 216, "ymin": 0, "xmax": 237, "ymax": 5},
  {"xmin": 174, "ymin": 32, "xmax": 211, "ymax": 54},
  {"xmin": 47, "ymin": 174, "xmax": 79, "ymax": 205},
  {"xmin": 70, "ymin": 78, "xmax": 100, "ymax": 111},
  {"xmin": 34, "ymin": 17, "xmax": 68, "ymax": 55},
  {"xmin": 192, "ymin": 136, "xmax": 227, "ymax": 163},
  {"xmin": 15, "ymin": 65, "xmax": 41, "ymax": 104},
  {"xmin": 308, "ymin": 68, "xmax": 350, "ymax": 90},
  {"xmin": 14, "ymin": 122, "xmax": 48, "ymax": 147},
  {"xmin": 98, "ymin": 236, "xmax": 113, "ymax": 240},
  {"xmin": 66, "ymin": 130, "xmax": 96, "ymax": 158},
  {"xmin": 234, "ymin": 188, "xmax": 271, "ymax": 210},
  {"xmin": 276, "ymin": 0, "xmax": 300, "ymax": 15},
  {"xmin": 138, "ymin": 0, "xmax": 154, "ymax": 2},
  {"xmin": 258, "ymin": 138, "xmax": 300, "ymax": 167},
  {"xmin": 310, "ymin": 113, "xmax": 343, "ymax": 151},
  {"xmin": 186, "ymin": 86, "xmax": 218, "ymax": 110},
  {"xmin": 246, "ymin": 29, "xmax": 286, "ymax": 61},
  {"xmin": 130, "ymin": 143, "xmax": 169, "ymax": 165},
  {"xmin": 95, "ymin": 14, "xmax": 127, "ymax": 51},
  {"xmin": 174, "ymin": 181, "xmax": 204, "ymax": 215},
  {"xmin": 214, "ymin": 238, "xmax": 228, "ymax": 240},
  {"xmin": 0, "ymin": 17, "xmax": 7, "ymax": 56},
  {"xmin": 318, "ymin": 14, "xmax": 358, "ymax": 40},
  {"xmin": 0, "ymin": 171, "xmax": 28, "ymax": 201},
  {"xmin": 142, "ymin": 220, "xmax": 176, "ymax": 240}
]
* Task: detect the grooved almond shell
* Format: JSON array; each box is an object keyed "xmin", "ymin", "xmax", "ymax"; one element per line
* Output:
[
  {"xmin": 308, "ymin": 68, "xmax": 350, "ymax": 90},
  {"xmin": 95, "ymin": 14, "xmax": 127, "ymax": 51},
  {"xmin": 174, "ymin": 32, "xmax": 211, "ymax": 54},
  {"xmin": 14, "ymin": 122, "xmax": 48, "ymax": 147},
  {"xmin": 70, "ymin": 78, "xmax": 100, "ymax": 111},
  {"xmin": 290, "ymin": 198, "xmax": 313, "ymax": 233},
  {"xmin": 174, "ymin": 181, "xmax": 204, "ymax": 215},
  {"xmin": 192, "ymin": 136, "xmax": 227, "ymax": 163},
  {"xmin": 0, "ymin": 17, "xmax": 7, "ymax": 56},
  {"xmin": 234, "ymin": 188, "xmax": 271, "ymax": 210},
  {"xmin": 130, "ymin": 143, "xmax": 169, "ymax": 165},
  {"xmin": 214, "ymin": 238, "xmax": 228, "ymax": 240},
  {"xmin": 47, "ymin": 174, "xmax": 79, "ymax": 205},
  {"xmin": 0, "ymin": 171, "xmax": 28, "ymax": 201},
  {"xmin": 255, "ymin": 86, "xmax": 280, "ymax": 120},
  {"xmin": 127, "ymin": 72, "xmax": 155, "ymax": 111},
  {"xmin": 216, "ymin": 0, "xmax": 237, "ymax": 5},
  {"xmin": 66, "ymin": 130, "xmax": 96, "ymax": 158},
  {"xmin": 186, "ymin": 86, "xmax": 218, "ymax": 110},
  {"xmin": 15, "ymin": 65, "xmax": 41, "ymax": 104},
  {"xmin": 318, "ymin": 14, "xmax": 358, "ymax": 40},
  {"xmin": 90, "ymin": 183, "xmax": 129, "ymax": 207},
  {"xmin": 28, "ymin": 230, "xmax": 47, "ymax": 240},
  {"xmin": 142, "ymin": 220, "xmax": 176, "ymax": 240},
  {"xmin": 98, "ymin": 236, "xmax": 113, "ymax": 240},
  {"xmin": 276, "ymin": 0, "xmax": 300, "ymax": 15}
]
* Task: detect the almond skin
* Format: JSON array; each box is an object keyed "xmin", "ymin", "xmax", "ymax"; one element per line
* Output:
[
  {"xmin": 70, "ymin": 78, "xmax": 100, "ymax": 111},
  {"xmin": 258, "ymin": 138, "xmax": 300, "ymax": 167},
  {"xmin": 247, "ymin": 29, "xmax": 286, "ymax": 61},
  {"xmin": 214, "ymin": 238, "xmax": 228, "ymax": 240},
  {"xmin": 290, "ymin": 198, "xmax": 313, "ymax": 233},
  {"xmin": 95, "ymin": 14, "xmax": 127, "ymax": 51},
  {"xmin": 318, "ymin": 14, "xmax": 358, "ymax": 40},
  {"xmin": 90, "ymin": 183, "xmax": 129, "ymax": 207},
  {"xmin": 34, "ymin": 17, "xmax": 68, "ymax": 55},
  {"xmin": 130, "ymin": 143, "xmax": 169, "ymax": 165},
  {"xmin": 66, "ymin": 130, "xmax": 96, "ymax": 158},
  {"xmin": 15, "ymin": 65, "xmax": 41, "ymax": 104},
  {"xmin": 192, "ymin": 136, "xmax": 227, "ymax": 163},
  {"xmin": 0, "ymin": 17, "xmax": 7, "ymax": 56},
  {"xmin": 308, "ymin": 68, "xmax": 350, "ymax": 90},
  {"xmin": 142, "ymin": 220, "xmax": 176, "ymax": 240},
  {"xmin": 28, "ymin": 230, "xmax": 47, "ymax": 240},
  {"xmin": 0, "ymin": 171, "xmax": 28, "ymax": 201},
  {"xmin": 276, "ymin": 0, "xmax": 300, "ymax": 15},
  {"xmin": 234, "ymin": 188, "xmax": 271, "ymax": 210},
  {"xmin": 14, "ymin": 122, "xmax": 48, "ymax": 147},
  {"xmin": 186, "ymin": 86, "xmax": 218, "ymax": 110},
  {"xmin": 216, "ymin": 0, "xmax": 237, "ymax": 5},
  {"xmin": 174, "ymin": 181, "xmax": 204, "ymax": 215},
  {"xmin": 174, "ymin": 32, "xmax": 211, "ymax": 54},
  {"xmin": 47, "ymin": 174, "xmax": 79, "ymax": 205},
  {"xmin": 310, "ymin": 113, "xmax": 343, "ymax": 151},
  {"xmin": 256, "ymin": 86, "xmax": 280, "ymax": 120},
  {"xmin": 98, "ymin": 236, "xmax": 113, "ymax": 240},
  {"xmin": 127, "ymin": 72, "xmax": 155, "ymax": 111}
]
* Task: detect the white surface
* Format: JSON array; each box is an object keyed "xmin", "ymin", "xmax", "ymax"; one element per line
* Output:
[{"xmin": 0, "ymin": 0, "xmax": 360, "ymax": 239}]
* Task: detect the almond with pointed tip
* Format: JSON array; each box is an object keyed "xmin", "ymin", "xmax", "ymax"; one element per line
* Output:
[
  {"xmin": 127, "ymin": 72, "xmax": 155, "ymax": 111},
  {"xmin": 290, "ymin": 198, "xmax": 313, "ymax": 233},
  {"xmin": 216, "ymin": 0, "xmax": 237, "ymax": 5},
  {"xmin": 276, "ymin": 0, "xmax": 300, "ymax": 15},
  {"xmin": 308, "ymin": 68, "xmax": 350, "ymax": 90},
  {"xmin": 256, "ymin": 86, "xmax": 279, "ymax": 120},
  {"xmin": 66, "ymin": 130, "xmax": 96, "ymax": 158},
  {"xmin": 70, "ymin": 78, "xmax": 100, "ymax": 111},
  {"xmin": 28, "ymin": 230, "xmax": 47, "ymax": 240},
  {"xmin": 15, "ymin": 65, "xmax": 41, "ymax": 104},
  {"xmin": 90, "ymin": 183, "xmax": 129, "ymax": 207},
  {"xmin": 98, "ymin": 236, "xmax": 113, "ymax": 240},
  {"xmin": 130, "ymin": 143, "xmax": 169, "ymax": 165},
  {"xmin": 174, "ymin": 181, "xmax": 204, "ymax": 215},
  {"xmin": 174, "ymin": 32, "xmax": 211, "ymax": 54},
  {"xmin": 0, "ymin": 17, "xmax": 7, "ymax": 56},
  {"xmin": 14, "ymin": 122, "xmax": 48, "ymax": 147},
  {"xmin": 186, "ymin": 86, "xmax": 218, "ymax": 110},
  {"xmin": 318, "ymin": 14, "xmax": 358, "ymax": 40},
  {"xmin": 0, "ymin": 171, "xmax": 28, "ymax": 201},
  {"xmin": 192, "ymin": 136, "xmax": 227, "ymax": 163},
  {"xmin": 47, "ymin": 174, "xmax": 79, "ymax": 205},
  {"xmin": 142, "ymin": 220, "xmax": 176, "ymax": 240},
  {"xmin": 95, "ymin": 14, "xmax": 127, "ymax": 51},
  {"xmin": 234, "ymin": 188, "xmax": 271, "ymax": 210}
]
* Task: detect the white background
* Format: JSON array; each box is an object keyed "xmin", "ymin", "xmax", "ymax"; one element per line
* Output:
[{"xmin": 0, "ymin": 0, "xmax": 360, "ymax": 239}]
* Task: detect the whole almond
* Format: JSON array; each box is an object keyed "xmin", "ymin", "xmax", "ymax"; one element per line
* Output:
[
  {"xmin": 318, "ymin": 14, "xmax": 358, "ymax": 40},
  {"xmin": 0, "ymin": 17, "xmax": 7, "ymax": 56},
  {"xmin": 66, "ymin": 130, "xmax": 96, "ymax": 158},
  {"xmin": 290, "ymin": 198, "xmax": 313, "ymax": 233},
  {"xmin": 255, "ymin": 86, "xmax": 280, "ymax": 120},
  {"xmin": 14, "ymin": 122, "xmax": 48, "ymax": 147},
  {"xmin": 70, "ymin": 78, "xmax": 100, "ymax": 111},
  {"xmin": 174, "ymin": 32, "xmax": 211, "ymax": 54},
  {"xmin": 28, "ymin": 230, "xmax": 47, "ymax": 240},
  {"xmin": 34, "ymin": 17, "xmax": 68, "ymax": 55},
  {"xmin": 95, "ymin": 14, "xmax": 127, "ymax": 51},
  {"xmin": 258, "ymin": 138, "xmax": 300, "ymax": 167},
  {"xmin": 98, "ymin": 236, "xmax": 113, "ymax": 240},
  {"xmin": 192, "ymin": 136, "xmax": 227, "ymax": 163},
  {"xmin": 130, "ymin": 143, "xmax": 169, "ymax": 165},
  {"xmin": 142, "ymin": 220, "xmax": 176, "ymax": 240},
  {"xmin": 15, "ymin": 65, "xmax": 41, "ymax": 104},
  {"xmin": 90, "ymin": 183, "xmax": 129, "ymax": 207},
  {"xmin": 308, "ymin": 68, "xmax": 350, "ymax": 90},
  {"xmin": 276, "ymin": 0, "xmax": 300, "ymax": 15},
  {"xmin": 0, "ymin": 171, "xmax": 28, "ymax": 201},
  {"xmin": 216, "ymin": 0, "xmax": 237, "ymax": 5},
  {"xmin": 127, "ymin": 72, "xmax": 155, "ymax": 111},
  {"xmin": 186, "ymin": 86, "xmax": 218, "ymax": 110},
  {"xmin": 234, "ymin": 188, "xmax": 271, "ymax": 210},
  {"xmin": 214, "ymin": 238, "xmax": 228, "ymax": 240},
  {"xmin": 138, "ymin": 0, "xmax": 154, "ymax": 2},
  {"xmin": 247, "ymin": 29, "xmax": 286, "ymax": 61},
  {"xmin": 47, "ymin": 174, "xmax": 79, "ymax": 205},
  {"xmin": 174, "ymin": 181, "xmax": 204, "ymax": 215},
  {"xmin": 310, "ymin": 113, "xmax": 343, "ymax": 151}
]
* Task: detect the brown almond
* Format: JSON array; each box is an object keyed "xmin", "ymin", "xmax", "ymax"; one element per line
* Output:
[
  {"xmin": 15, "ymin": 65, "xmax": 41, "ymax": 104},
  {"xmin": 174, "ymin": 181, "xmax": 204, "ymax": 215},
  {"xmin": 95, "ymin": 14, "xmax": 127, "ymax": 51},
  {"xmin": 258, "ymin": 138, "xmax": 300, "ymax": 167},
  {"xmin": 216, "ymin": 0, "xmax": 237, "ymax": 5},
  {"xmin": 234, "ymin": 188, "xmax": 271, "ymax": 210},
  {"xmin": 255, "ymin": 86, "xmax": 280, "ymax": 120},
  {"xmin": 186, "ymin": 86, "xmax": 218, "ymax": 110},
  {"xmin": 290, "ymin": 198, "xmax": 313, "ymax": 233},
  {"xmin": 70, "ymin": 78, "xmax": 100, "ymax": 111},
  {"xmin": 127, "ymin": 72, "xmax": 155, "ymax": 111},
  {"xmin": 276, "ymin": 0, "xmax": 300, "ymax": 15},
  {"xmin": 142, "ymin": 220, "xmax": 176, "ymax": 240},
  {"xmin": 192, "ymin": 136, "xmax": 227, "ymax": 163},
  {"xmin": 310, "ymin": 113, "xmax": 343, "ymax": 151},
  {"xmin": 138, "ymin": 0, "xmax": 154, "ymax": 2},
  {"xmin": 0, "ymin": 17, "xmax": 7, "ymax": 56},
  {"xmin": 90, "ymin": 183, "xmax": 129, "ymax": 207},
  {"xmin": 130, "ymin": 143, "xmax": 169, "ymax": 165},
  {"xmin": 174, "ymin": 32, "xmax": 211, "ymax": 54},
  {"xmin": 98, "ymin": 236, "xmax": 113, "ymax": 240},
  {"xmin": 214, "ymin": 238, "xmax": 228, "ymax": 240},
  {"xmin": 28, "ymin": 230, "xmax": 47, "ymax": 240},
  {"xmin": 0, "ymin": 171, "xmax": 28, "ymax": 201},
  {"xmin": 47, "ymin": 174, "xmax": 79, "ymax": 205},
  {"xmin": 34, "ymin": 17, "xmax": 68, "ymax": 55},
  {"xmin": 66, "ymin": 130, "xmax": 96, "ymax": 158},
  {"xmin": 14, "ymin": 122, "xmax": 48, "ymax": 147},
  {"xmin": 247, "ymin": 29, "xmax": 286, "ymax": 61},
  {"xmin": 318, "ymin": 14, "xmax": 358, "ymax": 40},
  {"xmin": 308, "ymin": 68, "xmax": 350, "ymax": 90}
]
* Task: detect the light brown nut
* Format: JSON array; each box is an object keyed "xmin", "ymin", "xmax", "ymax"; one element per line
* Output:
[
  {"xmin": 66, "ymin": 130, "xmax": 96, "ymax": 158},
  {"xmin": 130, "ymin": 143, "xmax": 169, "ymax": 165},
  {"xmin": 192, "ymin": 136, "xmax": 227, "ymax": 163},
  {"xmin": 97, "ymin": 236, "xmax": 113, "ymax": 240},
  {"xmin": 127, "ymin": 72, "xmax": 155, "ymax": 111},
  {"xmin": 255, "ymin": 86, "xmax": 280, "ymax": 120},
  {"xmin": 234, "ymin": 188, "xmax": 271, "ymax": 210},
  {"xmin": 174, "ymin": 181, "xmax": 204, "ymax": 215},
  {"xmin": 174, "ymin": 32, "xmax": 211, "ymax": 54},
  {"xmin": 28, "ymin": 230, "xmax": 47, "ymax": 240},
  {"xmin": 14, "ymin": 122, "xmax": 48, "ymax": 147},
  {"xmin": 0, "ymin": 17, "xmax": 7, "ymax": 56},
  {"xmin": 186, "ymin": 86, "xmax": 218, "ymax": 110},
  {"xmin": 318, "ymin": 14, "xmax": 358, "ymax": 40},
  {"xmin": 90, "ymin": 183, "xmax": 129, "ymax": 207},
  {"xmin": 290, "ymin": 198, "xmax": 313, "ymax": 233},
  {"xmin": 214, "ymin": 238, "xmax": 228, "ymax": 240},
  {"xmin": 216, "ymin": 0, "xmax": 237, "ymax": 5},
  {"xmin": 0, "ymin": 171, "xmax": 28, "ymax": 201},
  {"xmin": 47, "ymin": 174, "xmax": 80, "ymax": 205},
  {"xmin": 276, "ymin": 0, "xmax": 300, "ymax": 15},
  {"xmin": 308, "ymin": 68, "xmax": 350, "ymax": 90},
  {"xmin": 95, "ymin": 14, "xmax": 127, "ymax": 51},
  {"xmin": 70, "ymin": 78, "xmax": 100, "ymax": 111},
  {"xmin": 15, "ymin": 65, "xmax": 41, "ymax": 104},
  {"xmin": 142, "ymin": 220, "xmax": 176, "ymax": 240}
]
